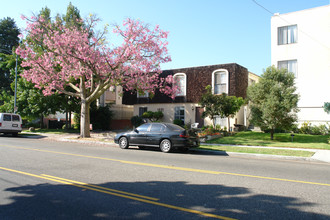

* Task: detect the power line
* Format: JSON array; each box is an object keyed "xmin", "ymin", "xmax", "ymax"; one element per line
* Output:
[
  {"xmin": 251, "ymin": 0, "xmax": 330, "ymax": 51},
  {"xmin": 251, "ymin": 0, "xmax": 274, "ymax": 15}
]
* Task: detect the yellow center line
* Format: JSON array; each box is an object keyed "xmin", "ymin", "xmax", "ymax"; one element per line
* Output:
[
  {"xmin": 0, "ymin": 166, "xmax": 235, "ymax": 220},
  {"xmin": 40, "ymin": 174, "xmax": 159, "ymax": 201},
  {"xmin": 2, "ymin": 145, "xmax": 330, "ymax": 187}
]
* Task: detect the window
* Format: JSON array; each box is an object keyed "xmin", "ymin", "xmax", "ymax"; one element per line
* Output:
[
  {"xmin": 213, "ymin": 70, "xmax": 228, "ymax": 94},
  {"xmin": 139, "ymin": 107, "xmax": 148, "ymax": 116},
  {"xmin": 12, "ymin": 115, "xmax": 20, "ymax": 121},
  {"xmin": 150, "ymin": 124, "xmax": 165, "ymax": 132},
  {"xmin": 137, "ymin": 91, "xmax": 149, "ymax": 98},
  {"xmin": 3, "ymin": 114, "xmax": 11, "ymax": 121},
  {"xmin": 215, "ymin": 116, "xmax": 227, "ymax": 127},
  {"xmin": 248, "ymin": 79, "xmax": 256, "ymax": 86},
  {"xmin": 174, "ymin": 106, "xmax": 185, "ymax": 124},
  {"xmin": 278, "ymin": 60, "xmax": 298, "ymax": 77},
  {"xmin": 136, "ymin": 123, "xmax": 150, "ymax": 132},
  {"xmin": 278, "ymin": 25, "xmax": 297, "ymax": 45},
  {"xmin": 166, "ymin": 123, "xmax": 185, "ymax": 131},
  {"xmin": 173, "ymin": 73, "xmax": 186, "ymax": 96}
]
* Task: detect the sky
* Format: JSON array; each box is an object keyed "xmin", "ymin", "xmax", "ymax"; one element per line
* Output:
[{"xmin": 1, "ymin": 0, "xmax": 329, "ymax": 75}]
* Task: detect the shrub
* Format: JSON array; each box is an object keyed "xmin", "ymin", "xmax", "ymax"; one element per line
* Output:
[
  {"xmin": 72, "ymin": 124, "xmax": 80, "ymax": 130},
  {"xmin": 131, "ymin": 115, "xmax": 144, "ymax": 128},
  {"xmin": 73, "ymin": 112, "xmax": 80, "ymax": 128},
  {"xmin": 298, "ymin": 122, "xmax": 329, "ymax": 135},
  {"xmin": 142, "ymin": 111, "xmax": 164, "ymax": 122},
  {"xmin": 300, "ymin": 122, "xmax": 312, "ymax": 134},
  {"xmin": 90, "ymin": 105, "xmax": 113, "ymax": 130},
  {"xmin": 173, "ymin": 119, "xmax": 184, "ymax": 126},
  {"xmin": 153, "ymin": 111, "xmax": 164, "ymax": 121}
]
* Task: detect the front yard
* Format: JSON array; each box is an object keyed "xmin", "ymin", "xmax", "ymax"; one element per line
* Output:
[{"xmin": 204, "ymin": 131, "xmax": 330, "ymax": 150}]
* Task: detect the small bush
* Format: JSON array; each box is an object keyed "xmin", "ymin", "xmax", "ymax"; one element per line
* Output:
[
  {"xmin": 300, "ymin": 122, "xmax": 312, "ymax": 134},
  {"xmin": 173, "ymin": 119, "xmax": 184, "ymax": 126},
  {"xmin": 298, "ymin": 122, "xmax": 329, "ymax": 135},
  {"xmin": 131, "ymin": 116, "xmax": 144, "ymax": 128},
  {"xmin": 90, "ymin": 105, "xmax": 113, "ymax": 130},
  {"xmin": 72, "ymin": 124, "xmax": 80, "ymax": 130},
  {"xmin": 153, "ymin": 111, "xmax": 164, "ymax": 121},
  {"xmin": 142, "ymin": 111, "xmax": 164, "ymax": 122}
]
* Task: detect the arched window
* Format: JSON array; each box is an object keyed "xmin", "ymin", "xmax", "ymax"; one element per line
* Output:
[
  {"xmin": 173, "ymin": 73, "xmax": 186, "ymax": 96},
  {"xmin": 212, "ymin": 69, "xmax": 228, "ymax": 94}
]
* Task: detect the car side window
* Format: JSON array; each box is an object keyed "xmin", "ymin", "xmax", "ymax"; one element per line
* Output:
[
  {"xmin": 137, "ymin": 124, "xmax": 150, "ymax": 132},
  {"xmin": 150, "ymin": 124, "xmax": 164, "ymax": 133},
  {"xmin": 3, "ymin": 114, "xmax": 11, "ymax": 121}
]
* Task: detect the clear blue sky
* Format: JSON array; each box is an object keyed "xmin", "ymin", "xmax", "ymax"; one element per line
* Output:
[{"xmin": 1, "ymin": 0, "xmax": 329, "ymax": 75}]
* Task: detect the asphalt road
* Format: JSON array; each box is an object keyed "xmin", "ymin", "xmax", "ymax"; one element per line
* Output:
[{"xmin": 0, "ymin": 135, "xmax": 330, "ymax": 219}]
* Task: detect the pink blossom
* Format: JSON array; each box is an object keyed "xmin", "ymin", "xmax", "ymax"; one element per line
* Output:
[{"xmin": 17, "ymin": 15, "xmax": 176, "ymax": 102}]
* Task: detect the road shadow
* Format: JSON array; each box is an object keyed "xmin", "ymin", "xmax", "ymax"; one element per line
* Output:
[
  {"xmin": 0, "ymin": 133, "xmax": 48, "ymax": 139},
  {"xmin": 1, "ymin": 179, "xmax": 328, "ymax": 219},
  {"xmin": 124, "ymin": 146, "xmax": 229, "ymax": 156}
]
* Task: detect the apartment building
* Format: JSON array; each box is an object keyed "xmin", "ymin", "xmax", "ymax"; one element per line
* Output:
[{"xmin": 271, "ymin": 5, "xmax": 330, "ymax": 125}]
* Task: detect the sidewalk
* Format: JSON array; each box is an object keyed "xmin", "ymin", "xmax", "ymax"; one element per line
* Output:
[
  {"xmin": 24, "ymin": 131, "xmax": 330, "ymax": 163},
  {"xmin": 201, "ymin": 143, "xmax": 330, "ymax": 163}
]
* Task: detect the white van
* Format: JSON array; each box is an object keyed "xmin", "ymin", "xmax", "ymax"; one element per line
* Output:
[{"xmin": 0, "ymin": 113, "xmax": 23, "ymax": 136}]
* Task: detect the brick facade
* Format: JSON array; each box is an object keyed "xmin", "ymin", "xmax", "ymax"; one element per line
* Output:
[{"xmin": 123, "ymin": 63, "xmax": 249, "ymax": 105}]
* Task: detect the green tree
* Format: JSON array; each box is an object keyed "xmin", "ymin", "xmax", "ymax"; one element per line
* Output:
[
  {"xmin": 247, "ymin": 66, "xmax": 299, "ymax": 140},
  {"xmin": 0, "ymin": 53, "xmax": 16, "ymax": 101},
  {"xmin": 217, "ymin": 93, "xmax": 245, "ymax": 131},
  {"xmin": 0, "ymin": 76, "xmax": 62, "ymax": 123},
  {"xmin": 0, "ymin": 17, "xmax": 20, "ymax": 53},
  {"xmin": 199, "ymin": 85, "xmax": 220, "ymax": 127},
  {"xmin": 0, "ymin": 17, "xmax": 20, "ymax": 101},
  {"xmin": 199, "ymin": 85, "xmax": 244, "ymax": 130},
  {"xmin": 62, "ymin": 2, "xmax": 83, "ymax": 28},
  {"xmin": 324, "ymin": 102, "xmax": 330, "ymax": 114}
]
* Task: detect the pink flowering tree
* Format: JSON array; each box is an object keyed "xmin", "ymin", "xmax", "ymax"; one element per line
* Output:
[{"xmin": 17, "ymin": 15, "xmax": 175, "ymax": 137}]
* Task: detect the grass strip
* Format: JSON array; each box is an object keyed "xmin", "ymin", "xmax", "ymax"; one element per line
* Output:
[
  {"xmin": 207, "ymin": 132, "xmax": 330, "ymax": 150},
  {"xmin": 200, "ymin": 145, "xmax": 315, "ymax": 157},
  {"xmin": 24, "ymin": 128, "xmax": 79, "ymax": 134}
]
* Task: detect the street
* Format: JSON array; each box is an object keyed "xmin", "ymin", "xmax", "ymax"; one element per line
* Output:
[{"xmin": 1, "ymin": 135, "xmax": 330, "ymax": 219}]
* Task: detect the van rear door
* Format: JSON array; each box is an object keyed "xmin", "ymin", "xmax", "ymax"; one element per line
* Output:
[{"xmin": 11, "ymin": 115, "xmax": 22, "ymax": 131}]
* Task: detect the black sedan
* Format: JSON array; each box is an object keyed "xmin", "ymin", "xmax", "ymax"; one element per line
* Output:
[{"xmin": 114, "ymin": 123, "xmax": 200, "ymax": 153}]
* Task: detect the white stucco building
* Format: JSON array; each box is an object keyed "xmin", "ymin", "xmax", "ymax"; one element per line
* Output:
[{"xmin": 271, "ymin": 5, "xmax": 330, "ymax": 125}]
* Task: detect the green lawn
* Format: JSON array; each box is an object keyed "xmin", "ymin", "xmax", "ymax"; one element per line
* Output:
[
  {"xmin": 23, "ymin": 128, "xmax": 79, "ymax": 134},
  {"xmin": 205, "ymin": 131, "xmax": 330, "ymax": 150}
]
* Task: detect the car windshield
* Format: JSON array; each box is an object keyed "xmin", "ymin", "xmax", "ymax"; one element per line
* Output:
[{"xmin": 165, "ymin": 123, "xmax": 185, "ymax": 131}]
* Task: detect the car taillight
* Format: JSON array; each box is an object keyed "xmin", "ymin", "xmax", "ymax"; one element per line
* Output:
[
  {"xmin": 0, "ymin": 122, "xmax": 1, "ymax": 127},
  {"xmin": 180, "ymin": 134, "xmax": 189, "ymax": 138},
  {"xmin": 21, "ymin": 124, "xmax": 23, "ymax": 128}
]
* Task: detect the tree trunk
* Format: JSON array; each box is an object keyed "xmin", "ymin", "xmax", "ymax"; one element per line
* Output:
[
  {"xmin": 69, "ymin": 110, "xmax": 72, "ymax": 129},
  {"xmin": 80, "ymin": 99, "xmax": 91, "ymax": 138},
  {"xmin": 270, "ymin": 129, "xmax": 274, "ymax": 140},
  {"xmin": 40, "ymin": 114, "xmax": 44, "ymax": 129},
  {"xmin": 227, "ymin": 117, "xmax": 230, "ymax": 132},
  {"xmin": 65, "ymin": 111, "xmax": 68, "ymax": 130}
]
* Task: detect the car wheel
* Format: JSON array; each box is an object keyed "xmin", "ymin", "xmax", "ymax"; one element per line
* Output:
[
  {"xmin": 119, "ymin": 137, "xmax": 129, "ymax": 149},
  {"xmin": 12, "ymin": 132, "xmax": 18, "ymax": 137},
  {"xmin": 160, "ymin": 139, "xmax": 172, "ymax": 153}
]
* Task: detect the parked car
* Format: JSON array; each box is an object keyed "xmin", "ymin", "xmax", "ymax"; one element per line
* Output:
[
  {"xmin": 0, "ymin": 113, "xmax": 23, "ymax": 136},
  {"xmin": 114, "ymin": 123, "xmax": 200, "ymax": 153}
]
